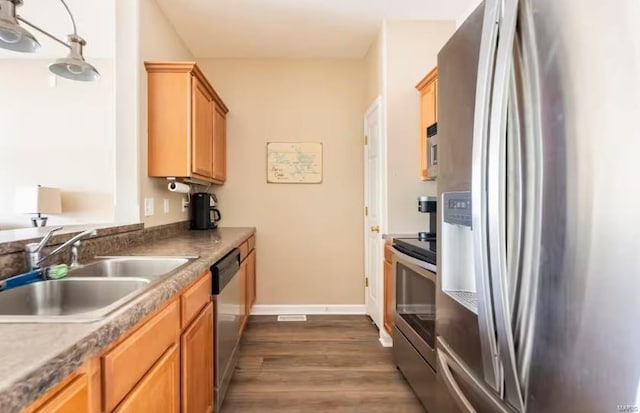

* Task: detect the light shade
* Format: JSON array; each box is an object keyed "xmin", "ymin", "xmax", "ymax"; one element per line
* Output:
[
  {"xmin": 14, "ymin": 186, "xmax": 62, "ymax": 214},
  {"xmin": 49, "ymin": 34, "xmax": 100, "ymax": 82},
  {"xmin": 0, "ymin": 0, "xmax": 40, "ymax": 53}
]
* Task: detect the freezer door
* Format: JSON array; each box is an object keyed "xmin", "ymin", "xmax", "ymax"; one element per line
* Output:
[
  {"xmin": 520, "ymin": 0, "xmax": 640, "ymax": 412},
  {"xmin": 437, "ymin": 337, "xmax": 517, "ymax": 413}
]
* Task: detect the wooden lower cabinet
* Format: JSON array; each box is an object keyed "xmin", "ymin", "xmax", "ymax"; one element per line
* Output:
[
  {"xmin": 239, "ymin": 257, "xmax": 248, "ymax": 335},
  {"xmin": 24, "ymin": 358, "xmax": 100, "ymax": 413},
  {"xmin": 181, "ymin": 303, "xmax": 214, "ymax": 413},
  {"xmin": 114, "ymin": 344, "xmax": 180, "ymax": 413},
  {"xmin": 33, "ymin": 375, "xmax": 89, "ymax": 413},
  {"xmin": 240, "ymin": 245, "xmax": 257, "ymax": 336},
  {"xmin": 247, "ymin": 250, "xmax": 256, "ymax": 310},
  {"xmin": 22, "ymin": 246, "xmax": 256, "ymax": 413},
  {"xmin": 383, "ymin": 241, "xmax": 394, "ymax": 335},
  {"xmin": 102, "ymin": 301, "xmax": 179, "ymax": 412}
]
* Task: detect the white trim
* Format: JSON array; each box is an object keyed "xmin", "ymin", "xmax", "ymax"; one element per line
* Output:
[
  {"xmin": 379, "ymin": 331, "xmax": 393, "ymax": 348},
  {"xmin": 363, "ymin": 96, "xmax": 385, "ymax": 331},
  {"xmin": 250, "ymin": 304, "xmax": 367, "ymax": 316}
]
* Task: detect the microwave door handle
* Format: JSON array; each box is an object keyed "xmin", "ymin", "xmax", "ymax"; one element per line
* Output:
[
  {"xmin": 471, "ymin": 0, "xmax": 502, "ymax": 393},
  {"xmin": 487, "ymin": 0, "xmax": 524, "ymax": 410}
]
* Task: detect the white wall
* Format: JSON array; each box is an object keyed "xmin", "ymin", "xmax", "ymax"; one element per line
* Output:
[
  {"xmin": 137, "ymin": 0, "xmax": 195, "ymax": 227},
  {"xmin": 0, "ymin": 59, "xmax": 115, "ymax": 230},
  {"xmin": 114, "ymin": 0, "xmax": 197, "ymax": 227},
  {"xmin": 457, "ymin": 0, "xmax": 482, "ymax": 28},
  {"xmin": 382, "ymin": 20, "xmax": 456, "ymax": 234}
]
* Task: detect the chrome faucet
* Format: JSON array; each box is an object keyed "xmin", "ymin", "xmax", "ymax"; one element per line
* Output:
[{"xmin": 25, "ymin": 227, "xmax": 97, "ymax": 271}]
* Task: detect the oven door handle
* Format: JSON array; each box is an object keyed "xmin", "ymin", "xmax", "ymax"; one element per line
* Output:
[{"xmin": 392, "ymin": 246, "xmax": 437, "ymax": 279}]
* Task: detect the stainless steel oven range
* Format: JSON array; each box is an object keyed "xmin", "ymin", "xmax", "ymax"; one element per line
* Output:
[{"xmin": 392, "ymin": 238, "xmax": 438, "ymax": 412}]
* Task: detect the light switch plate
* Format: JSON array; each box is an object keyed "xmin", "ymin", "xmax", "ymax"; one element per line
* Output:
[
  {"xmin": 144, "ymin": 198, "xmax": 154, "ymax": 217},
  {"xmin": 163, "ymin": 198, "xmax": 170, "ymax": 214}
]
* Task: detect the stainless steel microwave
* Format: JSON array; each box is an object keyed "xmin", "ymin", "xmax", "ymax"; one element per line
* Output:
[{"xmin": 426, "ymin": 123, "xmax": 438, "ymax": 179}]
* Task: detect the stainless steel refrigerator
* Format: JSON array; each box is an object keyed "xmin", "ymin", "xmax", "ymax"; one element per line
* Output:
[{"xmin": 436, "ymin": 0, "xmax": 640, "ymax": 412}]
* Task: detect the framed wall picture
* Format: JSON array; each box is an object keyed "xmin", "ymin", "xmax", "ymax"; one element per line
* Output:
[{"xmin": 266, "ymin": 142, "xmax": 323, "ymax": 184}]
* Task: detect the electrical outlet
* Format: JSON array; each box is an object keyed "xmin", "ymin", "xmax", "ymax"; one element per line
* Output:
[
  {"xmin": 182, "ymin": 197, "xmax": 189, "ymax": 213},
  {"xmin": 163, "ymin": 198, "xmax": 170, "ymax": 214},
  {"xmin": 144, "ymin": 198, "xmax": 154, "ymax": 217}
]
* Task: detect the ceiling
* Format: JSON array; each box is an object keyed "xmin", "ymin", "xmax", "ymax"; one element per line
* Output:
[
  {"xmin": 0, "ymin": 0, "xmax": 114, "ymax": 59},
  {"xmin": 156, "ymin": 0, "xmax": 480, "ymax": 58}
]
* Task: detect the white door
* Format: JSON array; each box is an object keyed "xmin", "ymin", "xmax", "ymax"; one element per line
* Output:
[{"xmin": 364, "ymin": 97, "xmax": 383, "ymax": 329}]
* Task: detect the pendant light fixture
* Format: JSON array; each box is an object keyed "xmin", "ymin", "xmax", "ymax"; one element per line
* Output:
[{"xmin": 0, "ymin": 0, "xmax": 100, "ymax": 81}]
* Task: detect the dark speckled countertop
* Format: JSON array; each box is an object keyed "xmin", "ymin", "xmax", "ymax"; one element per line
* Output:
[{"xmin": 0, "ymin": 227, "xmax": 255, "ymax": 413}]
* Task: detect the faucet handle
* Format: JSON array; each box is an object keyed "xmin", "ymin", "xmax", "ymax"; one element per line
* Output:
[{"xmin": 33, "ymin": 226, "xmax": 63, "ymax": 252}]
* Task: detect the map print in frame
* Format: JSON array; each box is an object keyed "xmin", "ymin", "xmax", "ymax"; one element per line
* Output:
[{"xmin": 267, "ymin": 142, "xmax": 323, "ymax": 184}]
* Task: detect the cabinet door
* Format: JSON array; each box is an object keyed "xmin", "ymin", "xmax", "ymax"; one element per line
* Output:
[
  {"xmin": 420, "ymin": 80, "xmax": 437, "ymax": 180},
  {"xmin": 383, "ymin": 260, "xmax": 394, "ymax": 335},
  {"xmin": 114, "ymin": 345, "xmax": 180, "ymax": 413},
  {"xmin": 239, "ymin": 258, "xmax": 248, "ymax": 335},
  {"xmin": 192, "ymin": 77, "xmax": 214, "ymax": 179},
  {"xmin": 245, "ymin": 250, "xmax": 256, "ymax": 315},
  {"xmin": 181, "ymin": 303, "xmax": 214, "ymax": 413},
  {"xmin": 212, "ymin": 104, "xmax": 227, "ymax": 182}
]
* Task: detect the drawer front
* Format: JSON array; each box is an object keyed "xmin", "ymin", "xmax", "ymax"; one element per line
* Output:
[
  {"xmin": 394, "ymin": 327, "xmax": 439, "ymax": 412},
  {"xmin": 181, "ymin": 271, "xmax": 212, "ymax": 329},
  {"xmin": 239, "ymin": 241, "xmax": 249, "ymax": 262},
  {"xmin": 34, "ymin": 375, "xmax": 89, "ymax": 413},
  {"xmin": 384, "ymin": 241, "xmax": 393, "ymax": 263},
  {"xmin": 247, "ymin": 234, "xmax": 256, "ymax": 252},
  {"xmin": 103, "ymin": 300, "xmax": 180, "ymax": 412},
  {"xmin": 114, "ymin": 344, "xmax": 180, "ymax": 413}
]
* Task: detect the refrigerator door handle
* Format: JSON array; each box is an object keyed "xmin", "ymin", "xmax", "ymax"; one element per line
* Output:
[
  {"xmin": 438, "ymin": 351, "xmax": 478, "ymax": 413},
  {"xmin": 470, "ymin": 0, "xmax": 502, "ymax": 393},
  {"xmin": 487, "ymin": 0, "xmax": 524, "ymax": 410}
]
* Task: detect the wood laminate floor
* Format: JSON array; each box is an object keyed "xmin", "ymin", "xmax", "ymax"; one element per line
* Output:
[{"xmin": 220, "ymin": 315, "xmax": 425, "ymax": 413}]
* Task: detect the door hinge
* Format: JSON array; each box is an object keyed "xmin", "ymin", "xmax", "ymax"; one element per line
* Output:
[
  {"xmin": 365, "ymin": 206, "xmax": 368, "ymax": 216},
  {"xmin": 365, "ymin": 277, "xmax": 369, "ymax": 287},
  {"xmin": 364, "ymin": 136, "xmax": 368, "ymax": 145}
]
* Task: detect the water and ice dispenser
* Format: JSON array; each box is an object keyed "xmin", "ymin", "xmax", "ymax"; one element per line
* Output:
[{"xmin": 441, "ymin": 191, "xmax": 477, "ymax": 313}]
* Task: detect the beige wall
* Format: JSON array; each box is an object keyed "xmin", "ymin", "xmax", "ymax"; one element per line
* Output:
[
  {"xmin": 383, "ymin": 20, "xmax": 456, "ymax": 233},
  {"xmin": 137, "ymin": 0, "xmax": 194, "ymax": 227},
  {"xmin": 0, "ymin": 59, "xmax": 115, "ymax": 230},
  {"xmin": 198, "ymin": 59, "xmax": 366, "ymax": 305}
]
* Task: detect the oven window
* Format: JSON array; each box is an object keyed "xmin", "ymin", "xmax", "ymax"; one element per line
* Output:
[{"xmin": 396, "ymin": 262, "xmax": 436, "ymax": 348}]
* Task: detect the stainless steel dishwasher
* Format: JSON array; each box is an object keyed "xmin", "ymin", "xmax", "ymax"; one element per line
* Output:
[{"xmin": 211, "ymin": 248, "xmax": 241, "ymax": 412}]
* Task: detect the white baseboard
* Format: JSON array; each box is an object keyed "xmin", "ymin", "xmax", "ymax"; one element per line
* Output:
[
  {"xmin": 250, "ymin": 304, "xmax": 367, "ymax": 316},
  {"xmin": 379, "ymin": 330, "xmax": 393, "ymax": 348}
]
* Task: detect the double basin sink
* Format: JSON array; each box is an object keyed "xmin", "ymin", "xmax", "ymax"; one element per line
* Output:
[{"xmin": 0, "ymin": 256, "xmax": 197, "ymax": 323}]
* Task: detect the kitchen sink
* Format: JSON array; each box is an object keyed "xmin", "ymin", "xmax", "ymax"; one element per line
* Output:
[
  {"xmin": 0, "ymin": 278, "xmax": 150, "ymax": 323},
  {"xmin": 68, "ymin": 256, "xmax": 194, "ymax": 279},
  {"xmin": 0, "ymin": 256, "xmax": 198, "ymax": 323}
]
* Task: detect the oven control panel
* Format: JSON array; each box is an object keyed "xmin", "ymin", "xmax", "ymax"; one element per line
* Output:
[{"xmin": 442, "ymin": 191, "xmax": 471, "ymax": 227}]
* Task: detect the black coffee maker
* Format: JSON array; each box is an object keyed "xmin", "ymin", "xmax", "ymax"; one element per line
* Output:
[
  {"xmin": 190, "ymin": 193, "xmax": 222, "ymax": 230},
  {"xmin": 417, "ymin": 196, "xmax": 437, "ymax": 241}
]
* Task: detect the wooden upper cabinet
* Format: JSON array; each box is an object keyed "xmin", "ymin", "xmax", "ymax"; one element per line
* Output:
[
  {"xmin": 192, "ymin": 77, "xmax": 214, "ymax": 178},
  {"xmin": 145, "ymin": 62, "xmax": 229, "ymax": 184},
  {"xmin": 213, "ymin": 104, "xmax": 227, "ymax": 182},
  {"xmin": 416, "ymin": 67, "xmax": 438, "ymax": 181}
]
